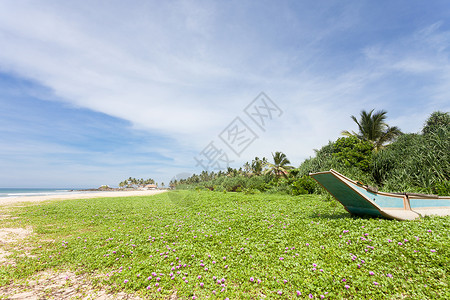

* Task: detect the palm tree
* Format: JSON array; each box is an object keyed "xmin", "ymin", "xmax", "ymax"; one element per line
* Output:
[
  {"xmin": 251, "ymin": 157, "xmax": 267, "ymax": 176},
  {"xmin": 243, "ymin": 162, "xmax": 251, "ymax": 176},
  {"xmin": 265, "ymin": 152, "xmax": 293, "ymax": 177},
  {"xmin": 342, "ymin": 109, "xmax": 402, "ymax": 151}
]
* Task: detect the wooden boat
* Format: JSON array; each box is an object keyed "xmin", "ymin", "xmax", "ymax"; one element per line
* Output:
[{"xmin": 309, "ymin": 169, "xmax": 450, "ymax": 220}]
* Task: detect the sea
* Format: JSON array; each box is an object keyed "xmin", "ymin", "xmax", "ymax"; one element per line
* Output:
[{"xmin": 0, "ymin": 188, "xmax": 88, "ymax": 198}]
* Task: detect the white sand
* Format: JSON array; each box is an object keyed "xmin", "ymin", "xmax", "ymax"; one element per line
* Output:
[{"xmin": 0, "ymin": 190, "xmax": 167, "ymax": 206}]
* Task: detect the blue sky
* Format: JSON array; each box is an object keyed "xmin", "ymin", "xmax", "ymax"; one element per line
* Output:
[{"xmin": 1, "ymin": 0, "xmax": 449, "ymax": 188}]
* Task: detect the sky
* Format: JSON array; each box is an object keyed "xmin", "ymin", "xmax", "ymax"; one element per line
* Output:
[{"xmin": 1, "ymin": 0, "xmax": 449, "ymax": 188}]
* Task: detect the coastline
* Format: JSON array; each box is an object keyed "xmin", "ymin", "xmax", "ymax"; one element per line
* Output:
[{"xmin": 0, "ymin": 189, "xmax": 168, "ymax": 206}]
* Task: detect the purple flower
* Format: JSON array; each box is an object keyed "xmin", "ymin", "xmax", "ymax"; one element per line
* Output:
[
  {"xmin": 369, "ymin": 271, "xmax": 374, "ymax": 275},
  {"xmin": 296, "ymin": 291, "xmax": 301, "ymax": 296},
  {"xmin": 431, "ymin": 249, "xmax": 436, "ymax": 252},
  {"xmin": 373, "ymin": 281, "xmax": 379, "ymax": 285},
  {"xmin": 344, "ymin": 284, "xmax": 350, "ymax": 289},
  {"xmin": 250, "ymin": 277, "xmax": 254, "ymax": 282},
  {"xmin": 200, "ymin": 282, "xmax": 204, "ymax": 287},
  {"xmin": 124, "ymin": 279, "xmax": 128, "ymax": 283},
  {"xmin": 309, "ymin": 294, "xmax": 313, "ymax": 298},
  {"xmin": 279, "ymin": 257, "xmax": 284, "ymax": 260},
  {"xmin": 342, "ymin": 278, "xmax": 346, "ymax": 282},
  {"xmin": 386, "ymin": 274, "xmax": 393, "ymax": 278}
]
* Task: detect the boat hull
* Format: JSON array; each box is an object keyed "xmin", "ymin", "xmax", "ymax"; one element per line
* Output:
[{"xmin": 309, "ymin": 170, "xmax": 450, "ymax": 220}]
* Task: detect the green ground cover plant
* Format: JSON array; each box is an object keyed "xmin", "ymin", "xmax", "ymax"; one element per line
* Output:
[{"xmin": 1, "ymin": 191, "xmax": 449, "ymax": 299}]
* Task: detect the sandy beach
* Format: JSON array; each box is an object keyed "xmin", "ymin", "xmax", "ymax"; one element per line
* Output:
[{"xmin": 0, "ymin": 189, "xmax": 167, "ymax": 206}]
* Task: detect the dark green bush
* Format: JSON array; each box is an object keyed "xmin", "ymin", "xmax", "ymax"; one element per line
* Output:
[
  {"xmin": 290, "ymin": 175, "xmax": 317, "ymax": 195},
  {"xmin": 333, "ymin": 136, "xmax": 374, "ymax": 171}
]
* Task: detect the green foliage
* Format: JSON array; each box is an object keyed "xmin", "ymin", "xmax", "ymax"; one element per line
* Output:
[
  {"xmin": 220, "ymin": 176, "xmax": 247, "ymax": 192},
  {"xmin": 175, "ymin": 111, "xmax": 448, "ymax": 196},
  {"xmin": 300, "ymin": 111, "xmax": 449, "ymax": 194},
  {"xmin": 342, "ymin": 109, "xmax": 402, "ymax": 151},
  {"xmin": 245, "ymin": 174, "xmax": 272, "ymax": 191},
  {"xmin": 1, "ymin": 191, "xmax": 448, "ymax": 299},
  {"xmin": 433, "ymin": 181, "xmax": 450, "ymax": 196},
  {"xmin": 119, "ymin": 177, "xmax": 155, "ymax": 188},
  {"xmin": 333, "ymin": 136, "xmax": 374, "ymax": 172},
  {"xmin": 371, "ymin": 125, "xmax": 449, "ymax": 193},
  {"xmin": 297, "ymin": 138, "xmax": 375, "ymax": 188},
  {"xmin": 290, "ymin": 175, "xmax": 317, "ymax": 195},
  {"xmin": 265, "ymin": 151, "xmax": 293, "ymax": 177},
  {"xmin": 370, "ymin": 133, "xmax": 420, "ymax": 188},
  {"xmin": 422, "ymin": 111, "xmax": 450, "ymax": 135},
  {"xmin": 243, "ymin": 188, "xmax": 261, "ymax": 195}
]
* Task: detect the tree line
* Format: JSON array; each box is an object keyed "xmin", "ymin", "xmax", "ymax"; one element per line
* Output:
[
  {"xmin": 118, "ymin": 177, "xmax": 156, "ymax": 188},
  {"xmin": 174, "ymin": 110, "xmax": 449, "ymax": 196}
]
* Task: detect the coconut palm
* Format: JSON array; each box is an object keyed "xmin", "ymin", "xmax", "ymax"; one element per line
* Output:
[
  {"xmin": 265, "ymin": 152, "xmax": 293, "ymax": 177},
  {"xmin": 251, "ymin": 157, "xmax": 267, "ymax": 176},
  {"xmin": 342, "ymin": 109, "xmax": 402, "ymax": 151},
  {"xmin": 243, "ymin": 162, "xmax": 252, "ymax": 176}
]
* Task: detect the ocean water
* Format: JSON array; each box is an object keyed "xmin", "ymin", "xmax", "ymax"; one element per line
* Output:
[{"xmin": 0, "ymin": 188, "xmax": 81, "ymax": 198}]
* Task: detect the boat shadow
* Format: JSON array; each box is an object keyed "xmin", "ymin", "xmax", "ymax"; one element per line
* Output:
[{"xmin": 312, "ymin": 212, "xmax": 381, "ymax": 220}]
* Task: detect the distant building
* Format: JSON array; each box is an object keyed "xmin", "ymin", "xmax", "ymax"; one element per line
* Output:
[{"xmin": 145, "ymin": 184, "xmax": 158, "ymax": 190}]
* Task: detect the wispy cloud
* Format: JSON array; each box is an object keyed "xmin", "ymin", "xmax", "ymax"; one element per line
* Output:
[{"xmin": 0, "ymin": 1, "xmax": 449, "ymax": 186}]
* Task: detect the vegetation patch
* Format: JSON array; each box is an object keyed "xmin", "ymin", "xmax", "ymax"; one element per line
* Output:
[{"xmin": 0, "ymin": 191, "xmax": 448, "ymax": 299}]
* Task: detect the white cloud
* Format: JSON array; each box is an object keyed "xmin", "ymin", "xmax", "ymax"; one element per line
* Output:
[{"xmin": 0, "ymin": 1, "xmax": 449, "ymax": 186}]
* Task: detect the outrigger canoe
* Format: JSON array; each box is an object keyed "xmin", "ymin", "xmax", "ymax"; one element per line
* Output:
[{"xmin": 310, "ymin": 169, "xmax": 450, "ymax": 221}]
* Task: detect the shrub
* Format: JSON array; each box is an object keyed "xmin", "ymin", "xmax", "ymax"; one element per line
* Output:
[
  {"xmin": 332, "ymin": 136, "xmax": 374, "ymax": 172},
  {"xmin": 221, "ymin": 176, "xmax": 247, "ymax": 192},
  {"xmin": 422, "ymin": 111, "xmax": 450, "ymax": 135},
  {"xmin": 290, "ymin": 175, "xmax": 317, "ymax": 195}
]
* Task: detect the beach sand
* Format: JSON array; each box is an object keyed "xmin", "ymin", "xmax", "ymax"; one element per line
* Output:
[{"xmin": 0, "ymin": 189, "xmax": 167, "ymax": 206}]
